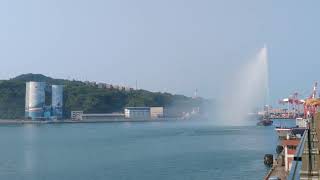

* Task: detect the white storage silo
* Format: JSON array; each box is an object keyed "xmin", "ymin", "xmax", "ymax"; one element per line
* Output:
[
  {"xmin": 52, "ymin": 85, "xmax": 63, "ymax": 118},
  {"xmin": 25, "ymin": 82, "xmax": 46, "ymax": 119}
]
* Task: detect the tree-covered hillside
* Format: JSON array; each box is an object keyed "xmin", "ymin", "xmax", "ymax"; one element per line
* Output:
[{"xmin": 0, "ymin": 74, "xmax": 208, "ymax": 119}]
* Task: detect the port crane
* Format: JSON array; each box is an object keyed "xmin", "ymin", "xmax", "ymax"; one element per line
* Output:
[
  {"xmin": 279, "ymin": 92, "xmax": 305, "ymax": 118},
  {"xmin": 304, "ymin": 82, "xmax": 320, "ymax": 118},
  {"xmin": 278, "ymin": 82, "xmax": 320, "ymax": 118}
]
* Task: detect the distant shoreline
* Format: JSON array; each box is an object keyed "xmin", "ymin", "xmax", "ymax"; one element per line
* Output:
[{"xmin": 0, "ymin": 118, "xmax": 185, "ymax": 125}]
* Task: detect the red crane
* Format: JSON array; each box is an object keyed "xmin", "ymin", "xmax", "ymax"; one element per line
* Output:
[{"xmin": 279, "ymin": 92, "xmax": 304, "ymax": 118}]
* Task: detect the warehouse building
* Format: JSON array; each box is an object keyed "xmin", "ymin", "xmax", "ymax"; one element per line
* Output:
[
  {"xmin": 124, "ymin": 107, "xmax": 151, "ymax": 120},
  {"xmin": 150, "ymin": 107, "xmax": 164, "ymax": 119},
  {"xmin": 124, "ymin": 107, "xmax": 164, "ymax": 120}
]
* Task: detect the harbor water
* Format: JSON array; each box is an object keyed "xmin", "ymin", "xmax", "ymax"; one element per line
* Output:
[{"xmin": 0, "ymin": 119, "xmax": 295, "ymax": 180}]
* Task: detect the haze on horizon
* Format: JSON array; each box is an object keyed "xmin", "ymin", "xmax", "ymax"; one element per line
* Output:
[{"xmin": 1, "ymin": 0, "xmax": 320, "ymax": 104}]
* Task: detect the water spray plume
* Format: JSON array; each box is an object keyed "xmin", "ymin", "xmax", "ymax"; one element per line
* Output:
[{"xmin": 216, "ymin": 46, "xmax": 269, "ymax": 126}]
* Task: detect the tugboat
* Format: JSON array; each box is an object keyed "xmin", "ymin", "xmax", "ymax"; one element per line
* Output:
[
  {"xmin": 257, "ymin": 118, "xmax": 273, "ymax": 126},
  {"xmin": 257, "ymin": 105, "xmax": 273, "ymax": 126}
]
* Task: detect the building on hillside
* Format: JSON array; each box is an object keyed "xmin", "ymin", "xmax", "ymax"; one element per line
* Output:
[
  {"xmin": 113, "ymin": 85, "xmax": 120, "ymax": 90},
  {"xmin": 106, "ymin": 84, "xmax": 113, "ymax": 89},
  {"xmin": 97, "ymin": 83, "xmax": 106, "ymax": 89},
  {"xmin": 25, "ymin": 82, "xmax": 46, "ymax": 120},
  {"xmin": 124, "ymin": 87, "xmax": 132, "ymax": 92},
  {"xmin": 124, "ymin": 107, "xmax": 151, "ymax": 120},
  {"xmin": 84, "ymin": 81, "xmax": 97, "ymax": 86}
]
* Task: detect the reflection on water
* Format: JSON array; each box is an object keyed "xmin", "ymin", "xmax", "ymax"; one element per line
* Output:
[
  {"xmin": 0, "ymin": 120, "xmax": 293, "ymax": 180},
  {"xmin": 23, "ymin": 125, "xmax": 37, "ymax": 175}
]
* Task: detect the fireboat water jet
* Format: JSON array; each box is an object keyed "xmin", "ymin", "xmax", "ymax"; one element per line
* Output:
[{"xmin": 216, "ymin": 45, "xmax": 270, "ymax": 126}]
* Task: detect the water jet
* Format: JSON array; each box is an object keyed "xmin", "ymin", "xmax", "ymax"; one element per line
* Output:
[{"xmin": 216, "ymin": 45, "xmax": 269, "ymax": 126}]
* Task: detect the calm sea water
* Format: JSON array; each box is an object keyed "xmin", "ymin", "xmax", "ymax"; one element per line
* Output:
[{"xmin": 0, "ymin": 120, "xmax": 295, "ymax": 180}]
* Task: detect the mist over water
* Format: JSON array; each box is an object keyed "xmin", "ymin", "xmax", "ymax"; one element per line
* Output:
[{"xmin": 215, "ymin": 46, "xmax": 269, "ymax": 126}]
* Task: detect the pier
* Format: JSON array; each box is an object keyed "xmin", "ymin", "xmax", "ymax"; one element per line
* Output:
[
  {"xmin": 264, "ymin": 113, "xmax": 320, "ymax": 180},
  {"xmin": 264, "ymin": 153, "xmax": 287, "ymax": 180},
  {"xmin": 288, "ymin": 113, "xmax": 320, "ymax": 180}
]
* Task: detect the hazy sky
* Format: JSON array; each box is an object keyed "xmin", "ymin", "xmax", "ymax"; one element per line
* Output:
[{"xmin": 1, "ymin": 0, "xmax": 320, "ymax": 103}]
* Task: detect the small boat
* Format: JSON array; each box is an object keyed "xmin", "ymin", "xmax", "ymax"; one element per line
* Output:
[
  {"xmin": 257, "ymin": 119, "xmax": 273, "ymax": 126},
  {"xmin": 257, "ymin": 105, "xmax": 273, "ymax": 126}
]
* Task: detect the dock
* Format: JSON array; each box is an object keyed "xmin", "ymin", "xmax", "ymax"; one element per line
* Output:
[
  {"xmin": 264, "ymin": 153, "xmax": 288, "ymax": 180},
  {"xmin": 264, "ymin": 112, "xmax": 320, "ymax": 180},
  {"xmin": 288, "ymin": 113, "xmax": 320, "ymax": 179}
]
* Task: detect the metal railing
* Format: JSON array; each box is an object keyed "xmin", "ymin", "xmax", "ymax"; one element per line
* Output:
[{"xmin": 288, "ymin": 130, "xmax": 308, "ymax": 180}]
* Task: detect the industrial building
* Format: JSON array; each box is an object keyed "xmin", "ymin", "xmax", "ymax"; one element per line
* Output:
[
  {"xmin": 81, "ymin": 113, "xmax": 125, "ymax": 121},
  {"xmin": 70, "ymin": 111, "xmax": 125, "ymax": 121},
  {"xmin": 124, "ymin": 107, "xmax": 165, "ymax": 120},
  {"xmin": 70, "ymin": 107, "xmax": 165, "ymax": 121},
  {"xmin": 150, "ymin": 107, "xmax": 164, "ymax": 119},
  {"xmin": 52, "ymin": 85, "xmax": 64, "ymax": 119},
  {"xmin": 124, "ymin": 107, "xmax": 151, "ymax": 120},
  {"xmin": 71, "ymin": 111, "xmax": 84, "ymax": 121},
  {"xmin": 25, "ymin": 82, "xmax": 64, "ymax": 120},
  {"xmin": 25, "ymin": 82, "xmax": 46, "ymax": 120}
]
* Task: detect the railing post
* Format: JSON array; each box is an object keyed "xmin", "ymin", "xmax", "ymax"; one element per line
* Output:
[
  {"xmin": 288, "ymin": 131, "xmax": 308, "ymax": 180},
  {"xmin": 307, "ymin": 125, "xmax": 312, "ymax": 175}
]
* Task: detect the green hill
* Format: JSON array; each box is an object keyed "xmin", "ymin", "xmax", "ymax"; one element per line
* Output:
[{"xmin": 0, "ymin": 74, "xmax": 208, "ymax": 119}]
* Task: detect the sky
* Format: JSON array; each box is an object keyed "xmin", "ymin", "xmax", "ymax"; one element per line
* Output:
[{"xmin": 0, "ymin": 0, "xmax": 320, "ymax": 105}]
